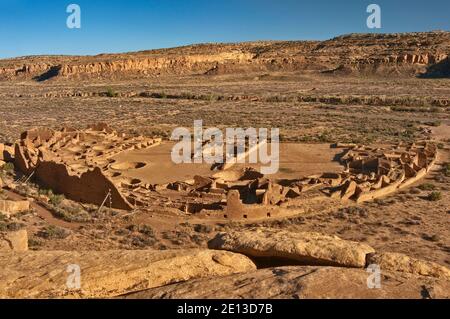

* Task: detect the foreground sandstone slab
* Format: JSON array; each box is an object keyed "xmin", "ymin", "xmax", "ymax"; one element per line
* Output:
[
  {"xmin": 208, "ymin": 229, "xmax": 375, "ymax": 268},
  {"xmin": 122, "ymin": 266, "xmax": 450, "ymax": 299},
  {"xmin": 367, "ymin": 252, "xmax": 450, "ymax": 280},
  {"xmin": 0, "ymin": 230, "xmax": 28, "ymax": 252},
  {"xmin": 0, "ymin": 249, "xmax": 256, "ymax": 298}
]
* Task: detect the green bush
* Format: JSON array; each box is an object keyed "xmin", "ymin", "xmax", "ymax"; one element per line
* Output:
[
  {"xmin": 49, "ymin": 193, "xmax": 65, "ymax": 206},
  {"xmin": 106, "ymin": 87, "xmax": 118, "ymax": 98},
  {"xmin": 428, "ymin": 191, "xmax": 442, "ymax": 202},
  {"xmin": 39, "ymin": 189, "xmax": 65, "ymax": 206}
]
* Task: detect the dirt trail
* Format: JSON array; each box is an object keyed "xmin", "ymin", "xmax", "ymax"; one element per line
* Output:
[{"xmin": 4, "ymin": 189, "xmax": 81, "ymax": 230}]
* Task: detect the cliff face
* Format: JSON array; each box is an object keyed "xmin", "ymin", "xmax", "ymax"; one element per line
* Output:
[{"xmin": 0, "ymin": 31, "xmax": 449, "ymax": 81}]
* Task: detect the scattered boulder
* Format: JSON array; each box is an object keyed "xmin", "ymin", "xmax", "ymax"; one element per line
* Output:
[
  {"xmin": 208, "ymin": 229, "xmax": 375, "ymax": 268},
  {"xmin": 367, "ymin": 252, "xmax": 450, "ymax": 280},
  {"xmin": 0, "ymin": 249, "xmax": 256, "ymax": 298},
  {"xmin": 0, "ymin": 230, "xmax": 28, "ymax": 252},
  {"xmin": 193, "ymin": 175, "xmax": 213, "ymax": 191},
  {"xmin": 341, "ymin": 180, "xmax": 357, "ymax": 201},
  {"xmin": 122, "ymin": 266, "xmax": 450, "ymax": 299}
]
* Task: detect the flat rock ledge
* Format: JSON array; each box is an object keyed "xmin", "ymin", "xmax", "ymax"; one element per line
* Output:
[
  {"xmin": 121, "ymin": 266, "xmax": 450, "ymax": 299},
  {"xmin": 208, "ymin": 228, "xmax": 375, "ymax": 268},
  {"xmin": 367, "ymin": 252, "xmax": 450, "ymax": 281},
  {"xmin": 0, "ymin": 249, "xmax": 256, "ymax": 299}
]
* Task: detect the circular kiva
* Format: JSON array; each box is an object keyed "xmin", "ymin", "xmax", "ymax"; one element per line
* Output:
[
  {"xmin": 110, "ymin": 161, "xmax": 147, "ymax": 170},
  {"xmin": 121, "ymin": 178, "xmax": 142, "ymax": 189}
]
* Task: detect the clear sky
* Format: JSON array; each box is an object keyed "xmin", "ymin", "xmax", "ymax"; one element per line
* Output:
[{"xmin": 0, "ymin": 0, "xmax": 449, "ymax": 58}]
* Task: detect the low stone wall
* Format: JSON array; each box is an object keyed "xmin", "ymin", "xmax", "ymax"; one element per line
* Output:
[{"xmin": 35, "ymin": 161, "xmax": 132, "ymax": 210}]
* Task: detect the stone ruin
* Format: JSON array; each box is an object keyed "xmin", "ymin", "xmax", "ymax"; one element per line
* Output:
[
  {"xmin": 171, "ymin": 141, "xmax": 438, "ymax": 220},
  {"xmin": 8, "ymin": 124, "xmax": 437, "ymax": 220},
  {"xmin": 326, "ymin": 142, "xmax": 437, "ymax": 203},
  {"xmin": 13, "ymin": 123, "xmax": 161, "ymax": 210},
  {"xmin": 0, "ymin": 143, "xmax": 13, "ymax": 167}
]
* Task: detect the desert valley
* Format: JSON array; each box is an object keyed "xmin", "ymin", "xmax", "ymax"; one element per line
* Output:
[{"xmin": 0, "ymin": 31, "xmax": 449, "ymax": 299}]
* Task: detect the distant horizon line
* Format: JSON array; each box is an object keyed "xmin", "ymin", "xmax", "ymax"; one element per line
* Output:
[{"xmin": 1, "ymin": 29, "xmax": 448, "ymax": 61}]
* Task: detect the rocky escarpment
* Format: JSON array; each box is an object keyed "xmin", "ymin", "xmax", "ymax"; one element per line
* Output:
[
  {"xmin": 2, "ymin": 229, "xmax": 449, "ymax": 299},
  {"xmin": 0, "ymin": 249, "xmax": 256, "ymax": 298},
  {"xmin": 0, "ymin": 31, "xmax": 448, "ymax": 81}
]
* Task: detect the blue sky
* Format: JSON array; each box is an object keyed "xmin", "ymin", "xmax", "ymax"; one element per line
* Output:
[{"xmin": 0, "ymin": 0, "xmax": 449, "ymax": 58}]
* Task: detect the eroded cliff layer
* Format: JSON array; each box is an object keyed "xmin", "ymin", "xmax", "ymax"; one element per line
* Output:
[{"xmin": 0, "ymin": 31, "xmax": 448, "ymax": 81}]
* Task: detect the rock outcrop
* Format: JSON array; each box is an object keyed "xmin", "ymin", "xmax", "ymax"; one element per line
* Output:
[
  {"xmin": 0, "ymin": 200, "xmax": 30, "ymax": 217},
  {"xmin": 0, "ymin": 249, "xmax": 256, "ymax": 298},
  {"xmin": 0, "ymin": 230, "xmax": 28, "ymax": 252},
  {"xmin": 1, "ymin": 32, "xmax": 448, "ymax": 81},
  {"xmin": 208, "ymin": 229, "xmax": 375, "ymax": 268},
  {"xmin": 121, "ymin": 266, "xmax": 450, "ymax": 299},
  {"xmin": 367, "ymin": 252, "xmax": 450, "ymax": 280}
]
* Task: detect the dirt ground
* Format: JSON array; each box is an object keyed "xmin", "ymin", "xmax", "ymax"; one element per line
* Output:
[{"xmin": 0, "ymin": 71, "xmax": 449, "ymax": 270}]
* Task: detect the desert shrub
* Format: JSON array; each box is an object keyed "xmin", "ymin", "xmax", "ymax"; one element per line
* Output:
[
  {"xmin": 418, "ymin": 183, "xmax": 436, "ymax": 191},
  {"xmin": 150, "ymin": 92, "xmax": 168, "ymax": 99},
  {"xmin": 39, "ymin": 189, "xmax": 65, "ymax": 206},
  {"xmin": 49, "ymin": 193, "xmax": 65, "ymax": 206},
  {"xmin": 1, "ymin": 162, "xmax": 14, "ymax": 172},
  {"xmin": 0, "ymin": 220, "xmax": 25, "ymax": 232},
  {"xmin": 6, "ymin": 222, "xmax": 25, "ymax": 231},
  {"xmin": 336, "ymin": 206, "xmax": 368, "ymax": 218},
  {"xmin": 423, "ymin": 234, "xmax": 440, "ymax": 242},
  {"xmin": 115, "ymin": 228, "xmax": 130, "ymax": 236},
  {"xmin": 106, "ymin": 87, "xmax": 118, "ymax": 97},
  {"xmin": 204, "ymin": 94, "xmax": 219, "ymax": 101},
  {"xmin": 428, "ymin": 191, "xmax": 442, "ymax": 202},
  {"xmin": 126, "ymin": 224, "xmax": 138, "ymax": 232},
  {"xmin": 424, "ymin": 121, "xmax": 441, "ymax": 127},
  {"xmin": 444, "ymin": 163, "xmax": 450, "ymax": 177},
  {"xmin": 38, "ymin": 188, "xmax": 49, "ymax": 196},
  {"xmin": 193, "ymin": 224, "xmax": 213, "ymax": 233},
  {"xmin": 131, "ymin": 235, "xmax": 156, "ymax": 248},
  {"xmin": 28, "ymin": 238, "xmax": 43, "ymax": 248},
  {"xmin": 138, "ymin": 224, "xmax": 155, "ymax": 237},
  {"xmin": 50, "ymin": 205, "xmax": 90, "ymax": 223},
  {"xmin": 37, "ymin": 225, "xmax": 71, "ymax": 239}
]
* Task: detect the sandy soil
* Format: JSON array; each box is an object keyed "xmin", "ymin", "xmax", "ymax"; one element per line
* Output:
[{"xmin": 0, "ymin": 71, "xmax": 448, "ymax": 271}]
